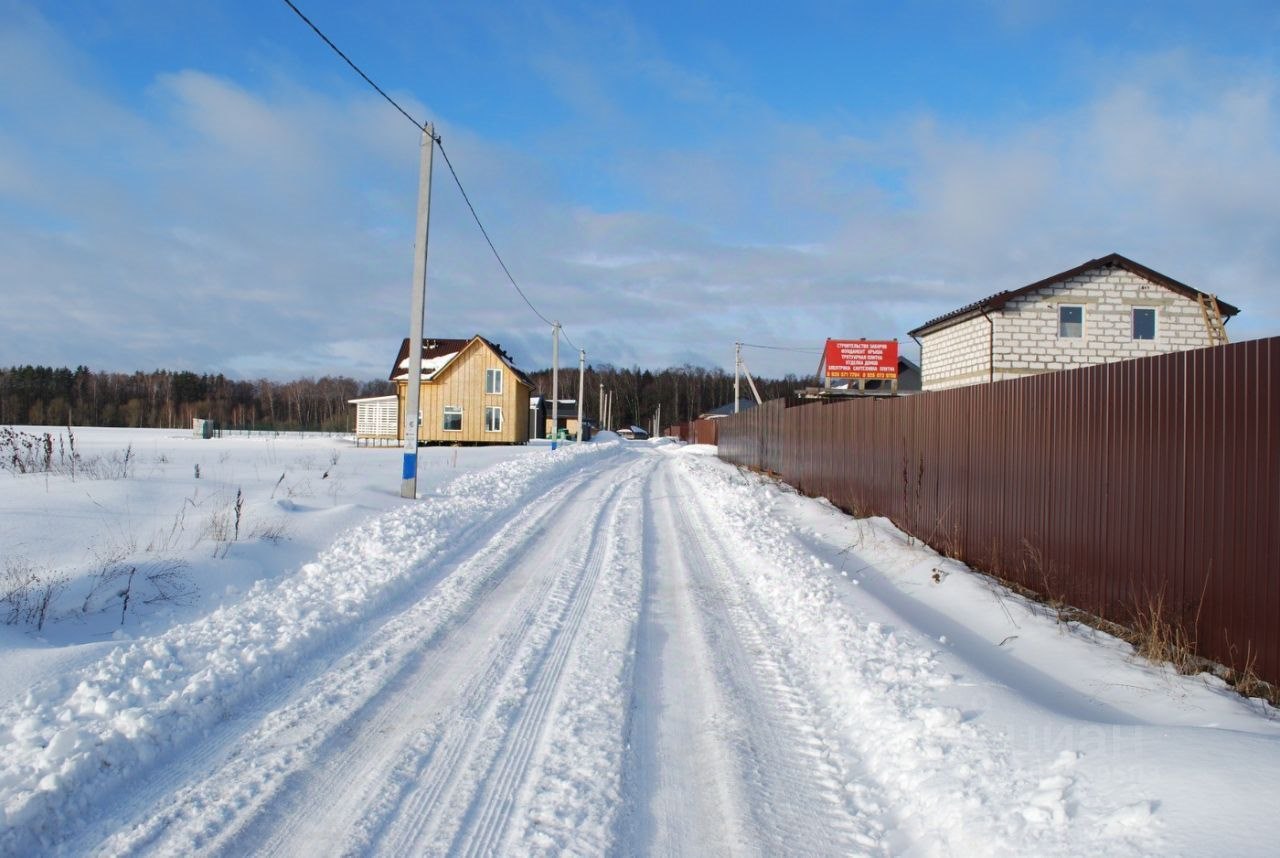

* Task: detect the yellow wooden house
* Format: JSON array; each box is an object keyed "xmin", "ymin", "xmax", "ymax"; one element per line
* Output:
[{"xmin": 390, "ymin": 336, "xmax": 533, "ymax": 445}]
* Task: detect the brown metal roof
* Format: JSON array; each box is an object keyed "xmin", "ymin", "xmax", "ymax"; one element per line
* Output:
[
  {"xmin": 388, "ymin": 337, "xmax": 471, "ymax": 380},
  {"xmin": 389, "ymin": 335, "xmax": 535, "ymax": 389},
  {"xmin": 908, "ymin": 253, "xmax": 1241, "ymax": 337}
]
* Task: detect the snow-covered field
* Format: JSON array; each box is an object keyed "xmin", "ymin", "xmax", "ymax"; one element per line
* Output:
[{"xmin": 1, "ymin": 427, "xmax": 1278, "ymax": 856}]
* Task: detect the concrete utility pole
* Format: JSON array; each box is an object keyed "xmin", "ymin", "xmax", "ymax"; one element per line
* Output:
[
  {"xmin": 740, "ymin": 353, "xmax": 764, "ymax": 405},
  {"xmin": 598, "ymin": 383, "xmax": 604, "ymax": 425},
  {"xmin": 735, "ymin": 341, "xmax": 742, "ymax": 414},
  {"xmin": 551, "ymin": 322, "xmax": 561, "ymax": 449},
  {"xmin": 402, "ymin": 123, "xmax": 435, "ymax": 499},
  {"xmin": 576, "ymin": 349, "xmax": 585, "ymax": 442}
]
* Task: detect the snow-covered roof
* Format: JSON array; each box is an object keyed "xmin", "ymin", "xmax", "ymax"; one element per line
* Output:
[
  {"xmin": 531, "ymin": 396, "xmax": 578, "ymax": 408},
  {"xmin": 396, "ymin": 351, "xmax": 458, "ymax": 381},
  {"xmin": 389, "ymin": 336, "xmax": 534, "ymax": 388}
]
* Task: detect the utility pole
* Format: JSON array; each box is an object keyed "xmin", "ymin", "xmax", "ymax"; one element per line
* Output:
[
  {"xmin": 576, "ymin": 349, "xmax": 585, "ymax": 442},
  {"xmin": 551, "ymin": 321, "xmax": 561, "ymax": 449},
  {"xmin": 739, "ymin": 352, "xmax": 764, "ymax": 405},
  {"xmin": 598, "ymin": 383, "xmax": 604, "ymax": 425},
  {"xmin": 734, "ymin": 341, "xmax": 741, "ymax": 414},
  {"xmin": 402, "ymin": 123, "xmax": 434, "ymax": 499}
]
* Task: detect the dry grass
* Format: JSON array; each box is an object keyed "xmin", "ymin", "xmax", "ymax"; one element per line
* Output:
[
  {"xmin": 1128, "ymin": 589, "xmax": 1204, "ymax": 675},
  {"xmin": 2, "ymin": 557, "xmax": 67, "ymax": 631},
  {"xmin": 1218, "ymin": 635, "xmax": 1280, "ymax": 708},
  {"xmin": 930, "ymin": 515, "xmax": 964, "ymax": 562},
  {"xmin": 1015, "ymin": 539, "xmax": 1073, "ymax": 627}
]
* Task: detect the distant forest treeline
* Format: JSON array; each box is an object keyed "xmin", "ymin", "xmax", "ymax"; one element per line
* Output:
[
  {"xmin": 0, "ymin": 366, "xmax": 393, "ymax": 432},
  {"xmin": 1, "ymin": 363, "xmax": 812, "ymax": 433},
  {"xmin": 526, "ymin": 364, "xmax": 810, "ymax": 430}
]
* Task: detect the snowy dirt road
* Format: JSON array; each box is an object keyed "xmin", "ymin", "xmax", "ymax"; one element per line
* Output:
[{"xmin": 5, "ymin": 440, "xmax": 1280, "ymax": 856}]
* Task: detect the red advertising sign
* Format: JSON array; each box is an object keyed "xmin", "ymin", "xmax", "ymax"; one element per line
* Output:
[{"xmin": 824, "ymin": 339, "xmax": 899, "ymax": 380}]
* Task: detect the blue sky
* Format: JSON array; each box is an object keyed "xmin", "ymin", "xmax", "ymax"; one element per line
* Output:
[{"xmin": 2, "ymin": 1, "xmax": 1279, "ymax": 380}]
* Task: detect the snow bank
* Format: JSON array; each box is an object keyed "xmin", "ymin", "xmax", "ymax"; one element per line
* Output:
[
  {"xmin": 0, "ymin": 440, "xmax": 622, "ymax": 852},
  {"xmin": 669, "ymin": 450, "xmax": 1157, "ymax": 855}
]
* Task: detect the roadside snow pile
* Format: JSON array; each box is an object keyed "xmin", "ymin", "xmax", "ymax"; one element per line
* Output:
[
  {"xmin": 0, "ymin": 440, "xmax": 622, "ymax": 851},
  {"xmin": 670, "ymin": 450, "xmax": 1153, "ymax": 856}
]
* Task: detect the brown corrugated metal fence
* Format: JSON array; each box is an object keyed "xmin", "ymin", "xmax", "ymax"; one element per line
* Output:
[
  {"xmin": 664, "ymin": 418, "xmax": 720, "ymax": 446},
  {"xmin": 716, "ymin": 338, "xmax": 1280, "ymax": 686}
]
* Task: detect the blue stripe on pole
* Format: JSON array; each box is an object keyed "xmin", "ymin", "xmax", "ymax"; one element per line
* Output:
[{"xmin": 402, "ymin": 453, "xmax": 417, "ymax": 480}]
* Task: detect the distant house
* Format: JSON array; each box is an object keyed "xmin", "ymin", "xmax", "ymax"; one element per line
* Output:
[
  {"xmin": 387, "ymin": 335, "xmax": 534, "ymax": 445},
  {"xmin": 700, "ymin": 399, "xmax": 758, "ymax": 419},
  {"xmin": 822, "ymin": 356, "xmax": 922, "ymax": 394},
  {"xmin": 528, "ymin": 396, "xmax": 584, "ymax": 440},
  {"xmin": 908, "ymin": 253, "xmax": 1239, "ymax": 391}
]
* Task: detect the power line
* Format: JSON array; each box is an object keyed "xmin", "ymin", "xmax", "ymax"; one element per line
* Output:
[
  {"xmin": 281, "ymin": 0, "xmax": 578, "ymax": 353},
  {"xmin": 282, "ymin": 0, "xmax": 430, "ymax": 138},
  {"xmin": 433, "ymin": 138, "xmax": 577, "ymax": 350},
  {"xmin": 739, "ymin": 342, "xmax": 822, "ymax": 354}
]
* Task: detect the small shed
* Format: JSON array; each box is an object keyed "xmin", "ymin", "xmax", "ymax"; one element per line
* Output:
[
  {"xmin": 349, "ymin": 395, "xmax": 399, "ymax": 445},
  {"xmin": 530, "ymin": 396, "xmax": 581, "ymax": 440}
]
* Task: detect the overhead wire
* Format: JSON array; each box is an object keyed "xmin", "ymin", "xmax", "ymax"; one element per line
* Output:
[
  {"xmin": 281, "ymin": 0, "xmax": 579, "ymax": 354},
  {"xmin": 282, "ymin": 0, "xmax": 428, "ymax": 138},
  {"xmin": 739, "ymin": 342, "xmax": 822, "ymax": 354},
  {"xmin": 433, "ymin": 139, "xmax": 579, "ymax": 351}
]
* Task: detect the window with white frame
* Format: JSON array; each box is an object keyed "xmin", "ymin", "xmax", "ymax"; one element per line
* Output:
[
  {"xmin": 485, "ymin": 368, "xmax": 503, "ymax": 395},
  {"xmin": 1132, "ymin": 307, "xmax": 1156, "ymax": 340},
  {"xmin": 484, "ymin": 405, "xmax": 503, "ymax": 433},
  {"xmin": 443, "ymin": 405, "xmax": 462, "ymax": 431},
  {"xmin": 1058, "ymin": 305, "xmax": 1083, "ymax": 338}
]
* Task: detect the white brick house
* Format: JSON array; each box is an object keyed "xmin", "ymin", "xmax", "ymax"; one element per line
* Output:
[{"xmin": 908, "ymin": 253, "xmax": 1240, "ymax": 391}]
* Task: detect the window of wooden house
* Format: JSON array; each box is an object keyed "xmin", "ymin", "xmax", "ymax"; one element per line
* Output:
[
  {"xmin": 484, "ymin": 406, "xmax": 503, "ymax": 433},
  {"xmin": 1058, "ymin": 305, "xmax": 1083, "ymax": 338},
  {"xmin": 443, "ymin": 405, "xmax": 462, "ymax": 431},
  {"xmin": 485, "ymin": 368, "xmax": 503, "ymax": 395},
  {"xmin": 1132, "ymin": 307, "xmax": 1156, "ymax": 340}
]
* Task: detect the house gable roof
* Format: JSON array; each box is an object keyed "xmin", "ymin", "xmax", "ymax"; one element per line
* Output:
[
  {"xmin": 908, "ymin": 253, "xmax": 1240, "ymax": 338},
  {"xmin": 700, "ymin": 399, "xmax": 758, "ymax": 419},
  {"xmin": 390, "ymin": 335, "xmax": 535, "ymax": 389}
]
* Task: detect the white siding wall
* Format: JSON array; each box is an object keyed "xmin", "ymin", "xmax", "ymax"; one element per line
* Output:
[
  {"xmin": 919, "ymin": 314, "xmax": 994, "ymax": 390},
  {"xmin": 921, "ymin": 265, "xmax": 1216, "ymax": 391},
  {"xmin": 353, "ymin": 397, "xmax": 399, "ymax": 438}
]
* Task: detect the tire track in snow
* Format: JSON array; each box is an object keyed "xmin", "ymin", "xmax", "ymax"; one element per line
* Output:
[
  {"xmin": 373, "ymin": 453, "xmax": 654, "ymax": 856},
  {"xmin": 244, "ymin": 478, "xmax": 592, "ymax": 856},
  {"xmin": 81, "ymin": 449, "xmax": 622, "ymax": 856},
  {"xmin": 669, "ymin": 452, "xmax": 1117, "ymax": 856},
  {"xmin": 619, "ymin": 459, "xmax": 887, "ymax": 856},
  {"xmin": 668, "ymin": 461, "xmax": 899, "ymax": 854},
  {"xmin": 452, "ymin": 457, "xmax": 653, "ymax": 858},
  {"xmin": 504, "ymin": 457, "xmax": 651, "ymax": 855},
  {"xmin": 619, "ymin": 462, "xmax": 750, "ymax": 855}
]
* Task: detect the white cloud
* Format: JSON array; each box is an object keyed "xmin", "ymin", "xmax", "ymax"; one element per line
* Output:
[{"xmin": 1, "ymin": 4, "xmax": 1277, "ymax": 385}]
